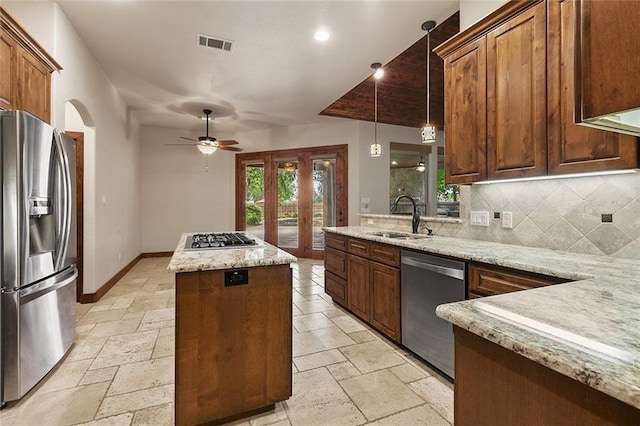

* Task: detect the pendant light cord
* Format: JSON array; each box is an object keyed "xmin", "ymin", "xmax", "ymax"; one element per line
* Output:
[
  {"xmin": 426, "ymin": 30, "xmax": 430, "ymax": 125},
  {"xmin": 374, "ymin": 77, "xmax": 378, "ymax": 142}
]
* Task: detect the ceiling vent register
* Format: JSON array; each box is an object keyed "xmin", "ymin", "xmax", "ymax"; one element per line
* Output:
[{"xmin": 197, "ymin": 33, "xmax": 234, "ymax": 52}]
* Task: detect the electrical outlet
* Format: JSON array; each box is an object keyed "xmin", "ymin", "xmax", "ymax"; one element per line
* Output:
[
  {"xmin": 502, "ymin": 212, "xmax": 513, "ymax": 229},
  {"xmin": 494, "ymin": 212, "xmax": 501, "ymax": 219},
  {"xmin": 470, "ymin": 211, "xmax": 490, "ymax": 226},
  {"xmin": 601, "ymin": 213, "xmax": 613, "ymax": 223},
  {"xmin": 367, "ymin": 219, "xmax": 374, "ymax": 225}
]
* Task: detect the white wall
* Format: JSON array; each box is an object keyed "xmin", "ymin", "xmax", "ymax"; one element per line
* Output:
[
  {"xmin": 5, "ymin": 2, "xmax": 142, "ymax": 294},
  {"xmin": 459, "ymin": 0, "xmax": 508, "ymax": 30}
]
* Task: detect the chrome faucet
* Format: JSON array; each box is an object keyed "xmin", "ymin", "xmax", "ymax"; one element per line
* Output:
[{"xmin": 392, "ymin": 195, "xmax": 420, "ymax": 234}]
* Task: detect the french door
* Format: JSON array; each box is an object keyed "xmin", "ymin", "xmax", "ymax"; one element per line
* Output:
[{"xmin": 235, "ymin": 145, "xmax": 348, "ymax": 259}]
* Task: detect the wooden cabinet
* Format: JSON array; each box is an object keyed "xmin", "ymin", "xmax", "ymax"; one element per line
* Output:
[
  {"xmin": 0, "ymin": 27, "xmax": 15, "ymax": 110},
  {"xmin": 468, "ymin": 262, "xmax": 568, "ymax": 298},
  {"xmin": 175, "ymin": 264, "xmax": 292, "ymax": 425},
  {"xmin": 443, "ymin": 37, "xmax": 487, "ymax": 183},
  {"xmin": 323, "ymin": 232, "xmax": 401, "ymax": 342},
  {"xmin": 486, "ymin": 1, "xmax": 547, "ymax": 180},
  {"xmin": 435, "ymin": 0, "xmax": 638, "ymax": 184},
  {"xmin": 0, "ymin": 7, "xmax": 61, "ymax": 123},
  {"xmin": 347, "ymin": 254, "xmax": 370, "ymax": 321},
  {"xmin": 547, "ymin": 0, "xmax": 639, "ymax": 174}
]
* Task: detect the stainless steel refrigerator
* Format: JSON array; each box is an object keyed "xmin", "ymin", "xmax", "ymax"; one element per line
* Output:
[{"xmin": 1, "ymin": 110, "xmax": 77, "ymax": 405}]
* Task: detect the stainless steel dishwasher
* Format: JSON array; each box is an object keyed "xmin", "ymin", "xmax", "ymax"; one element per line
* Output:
[{"xmin": 401, "ymin": 250, "xmax": 465, "ymax": 379}]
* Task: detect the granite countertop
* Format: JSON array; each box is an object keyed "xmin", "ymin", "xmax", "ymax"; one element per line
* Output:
[
  {"xmin": 167, "ymin": 232, "xmax": 297, "ymax": 273},
  {"xmin": 323, "ymin": 226, "xmax": 640, "ymax": 409}
]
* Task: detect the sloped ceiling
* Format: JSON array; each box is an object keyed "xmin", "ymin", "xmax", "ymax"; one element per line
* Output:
[{"xmin": 319, "ymin": 12, "xmax": 459, "ymax": 130}]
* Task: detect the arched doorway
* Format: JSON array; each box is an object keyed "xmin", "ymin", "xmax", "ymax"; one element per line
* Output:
[{"xmin": 64, "ymin": 100, "xmax": 95, "ymax": 302}]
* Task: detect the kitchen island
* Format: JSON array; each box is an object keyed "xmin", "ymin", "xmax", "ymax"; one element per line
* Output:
[
  {"xmin": 168, "ymin": 233, "xmax": 296, "ymax": 426},
  {"xmin": 324, "ymin": 226, "xmax": 640, "ymax": 425}
]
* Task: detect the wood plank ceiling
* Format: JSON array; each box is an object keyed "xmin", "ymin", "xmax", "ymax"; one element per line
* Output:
[{"xmin": 319, "ymin": 12, "xmax": 459, "ymax": 130}]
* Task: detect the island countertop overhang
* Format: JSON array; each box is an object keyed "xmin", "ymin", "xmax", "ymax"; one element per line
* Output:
[{"xmin": 167, "ymin": 232, "xmax": 297, "ymax": 273}]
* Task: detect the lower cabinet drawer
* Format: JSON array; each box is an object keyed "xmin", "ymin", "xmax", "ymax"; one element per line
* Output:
[
  {"xmin": 325, "ymin": 272, "xmax": 347, "ymax": 306},
  {"xmin": 325, "ymin": 247, "xmax": 347, "ymax": 279},
  {"xmin": 469, "ymin": 263, "xmax": 568, "ymax": 297}
]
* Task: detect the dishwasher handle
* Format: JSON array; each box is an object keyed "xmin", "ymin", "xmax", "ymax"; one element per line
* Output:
[{"xmin": 401, "ymin": 257, "xmax": 465, "ymax": 281}]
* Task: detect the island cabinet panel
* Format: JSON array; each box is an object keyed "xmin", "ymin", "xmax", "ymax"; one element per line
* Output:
[
  {"xmin": 347, "ymin": 254, "xmax": 370, "ymax": 322},
  {"xmin": 454, "ymin": 326, "xmax": 640, "ymax": 426},
  {"xmin": 325, "ymin": 271, "xmax": 347, "ymax": 306},
  {"xmin": 369, "ymin": 261, "xmax": 401, "ymax": 342},
  {"xmin": 547, "ymin": 0, "xmax": 639, "ymax": 174},
  {"xmin": 443, "ymin": 37, "xmax": 487, "ymax": 184},
  {"xmin": 486, "ymin": 1, "xmax": 547, "ymax": 180},
  {"xmin": 468, "ymin": 263, "xmax": 568, "ymax": 299},
  {"xmin": 175, "ymin": 265, "xmax": 292, "ymax": 426}
]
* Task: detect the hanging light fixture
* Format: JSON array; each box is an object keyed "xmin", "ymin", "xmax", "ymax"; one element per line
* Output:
[
  {"xmin": 370, "ymin": 62, "xmax": 383, "ymax": 157},
  {"xmin": 283, "ymin": 161, "xmax": 295, "ymax": 172},
  {"xmin": 416, "ymin": 156, "xmax": 426, "ymax": 173},
  {"xmin": 421, "ymin": 20, "xmax": 437, "ymax": 144}
]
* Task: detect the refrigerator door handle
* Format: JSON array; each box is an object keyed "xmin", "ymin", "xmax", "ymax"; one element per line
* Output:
[
  {"xmin": 53, "ymin": 130, "xmax": 72, "ymax": 271},
  {"xmin": 19, "ymin": 265, "xmax": 77, "ymax": 304}
]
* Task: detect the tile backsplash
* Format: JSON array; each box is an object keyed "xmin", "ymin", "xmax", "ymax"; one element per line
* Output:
[{"xmin": 362, "ymin": 172, "xmax": 640, "ymax": 260}]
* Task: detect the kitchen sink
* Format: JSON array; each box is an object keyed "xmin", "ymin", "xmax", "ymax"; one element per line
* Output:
[{"xmin": 367, "ymin": 231, "xmax": 430, "ymax": 240}]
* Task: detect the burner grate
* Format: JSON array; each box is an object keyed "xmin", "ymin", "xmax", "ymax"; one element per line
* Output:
[{"xmin": 184, "ymin": 232, "xmax": 259, "ymax": 251}]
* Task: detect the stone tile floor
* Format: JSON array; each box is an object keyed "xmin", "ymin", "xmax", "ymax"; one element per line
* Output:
[{"xmin": 1, "ymin": 257, "xmax": 453, "ymax": 425}]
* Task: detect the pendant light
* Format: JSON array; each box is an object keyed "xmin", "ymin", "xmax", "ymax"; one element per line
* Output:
[
  {"xmin": 370, "ymin": 62, "xmax": 383, "ymax": 157},
  {"xmin": 421, "ymin": 20, "xmax": 437, "ymax": 144},
  {"xmin": 416, "ymin": 156, "xmax": 426, "ymax": 173}
]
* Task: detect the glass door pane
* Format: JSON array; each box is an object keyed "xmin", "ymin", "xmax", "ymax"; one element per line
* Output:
[
  {"xmin": 312, "ymin": 158, "xmax": 336, "ymax": 250},
  {"xmin": 276, "ymin": 160, "xmax": 298, "ymax": 248},
  {"xmin": 244, "ymin": 162, "xmax": 265, "ymax": 240}
]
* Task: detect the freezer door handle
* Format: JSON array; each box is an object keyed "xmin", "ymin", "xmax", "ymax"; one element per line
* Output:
[
  {"xmin": 53, "ymin": 130, "xmax": 72, "ymax": 271},
  {"xmin": 19, "ymin": 265, "xmax": 77, "ymax": 303}
]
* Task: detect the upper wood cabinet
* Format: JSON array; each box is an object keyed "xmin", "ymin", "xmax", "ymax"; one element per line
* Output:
[
  {"xmin": 548, "ymin": 0, "xmax": 638, "ymax": 174},
  {"xmin": 443, "ymin": 37, "xmax": 487, "ymax": 183},
  {"xmin": 0, "ymin": 7, "xmax": 61, "ymax": 123},
  {"xmin": 435, "ymin": 0, "xmax": 638, "ymax": 184},
  {"xmin": 486, "ymin": 2, "xmax": 547, "ymax": 180}
]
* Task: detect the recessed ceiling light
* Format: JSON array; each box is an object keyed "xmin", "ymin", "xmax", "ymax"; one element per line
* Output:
[{"xmin": 314, "ymin": 29, "xmax": 330, "ymax": 41}]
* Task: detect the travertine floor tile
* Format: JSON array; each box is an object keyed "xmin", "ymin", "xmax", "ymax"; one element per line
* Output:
[
  {"xmin": 107, "ymin": 357, "xmax": 174, "ymax": 396},
  {"xmin": 132, "ymin": 402, "xmax": 173, "ymax": 426},
  {"xmin": 340, "ymin": 369, "xmax": 424, "ymax": 421},
  {"xmin": 12, "ymin": 382, "xmax": 109, "ymax": 426},
  {"xmin": 90, "ymin": 330, "xmax": 157, "ymax": 370},
  {"xmin": 330, "ymin": 314, "xmax": 367, "ymax": 333},
  {"xmin": 292, "ymin": 312, "xmax": 334, "ymax": 332},
  {"xmin": 389, "ymin": 362, "xmax": 429, "ymax": 383},
  {"xmin": 76, "ymin": 308, "xmax": 128, "ymax": 326},
  {"xmin": 66, "ymin": 337, "xmax": 108, "ymax": 362},
  {"xmin": 36, "ymin": 359, "xmax": 92, "ymax": 394},
  {"xmin": 293, "ymin": 326, "xmax": 355, "ymax": 357},
  {"xmin": 409, "ymin": 376, "xmax": 454, "ymax": 423},
  {"xmin": 326, "ymin": 361, "xmax": 361, "ymax": 381},
  {"xmin": 285, "ymin": 368, "xmax": 365, "ymax": 426},
  {"xmin": 293, "ymin": 299, "xmax": 335, "ymax": 314},
  {"xmin": 340, "ymin": 340, "xmax": 406, "ymax": 374},
  {"xmin": 368, "ymin": 404, "xmax": 450, "ymax": 425},
  {"xmin": 79, "ymin": 366, "xmax": 118, "ymax": 386},
  {"xmin": 77, "ymin": 413, "xmax": 134, "ymax": 426},
  {"xmin": 87, "ymin": 318, "xmax": 142, "ymax": 339},
  {"xmin": 293, "ymin": 349, "xmax": 346, "ymax": 371},
  {"xmin": 96, "ymin": 384, "xmax": 174, "ymax": 418}
]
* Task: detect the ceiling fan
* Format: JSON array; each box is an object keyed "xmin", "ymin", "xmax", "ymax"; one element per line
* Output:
[{"xmin": 166, "ymin": 109, "xmax": 243, "ymax": 154}]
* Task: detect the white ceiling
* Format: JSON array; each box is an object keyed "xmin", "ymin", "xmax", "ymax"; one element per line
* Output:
[{"xmin": 56, "ymin": 1, "xmax": 459, "ymax": 135}]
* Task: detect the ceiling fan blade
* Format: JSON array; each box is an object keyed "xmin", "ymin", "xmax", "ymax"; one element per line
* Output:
[
  {"xmin": 180, "ymin": 136, "xmax": 198, "ymax": 142},
  {"xmin": 165, "ymin": 143, "xmax": 197, "ymax": 147},
  {"xmin": 216, "ymin": 140, "xmax": 239, "ymax": 146},
  {"xmin": 219, "ymin": 146, "xmax": 243, "ymax": 152}
]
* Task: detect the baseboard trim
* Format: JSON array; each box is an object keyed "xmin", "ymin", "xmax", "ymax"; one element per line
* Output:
[
  {"xmin": 79, "ymin": 255, "xmax": 142, "ymax": 304},
  {"xmin": 141, "ymin": 251, "xmax": 174, "ymax": 258}
]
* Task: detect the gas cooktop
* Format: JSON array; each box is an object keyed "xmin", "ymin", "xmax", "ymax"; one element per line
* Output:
[{"xmin": 184, "ymin": 232, "xmax": 262, "ymax": 251}]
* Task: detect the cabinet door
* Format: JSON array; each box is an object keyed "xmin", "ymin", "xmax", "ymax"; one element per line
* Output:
[
  {"xmin": 0, "ymin": 27, "xmax": 15, "ymax": 110},
  {"xmin": 325, "ymin": 271, "xmax": 347, "ymax": 307},
  {"xmin": 486, "ymin": 1, "xmax": 547, "ymax": 180},
  {"xmin": 547, "ymin": 0, "xmax": 638, "ymax": 174},
  {"xmin": 325, "ymin": 247, "xmax": 347, "ymax": 279},
  {"xmin": 369, "ymin": 261, "xmax": 400, "ymax": 342},
  {"xmin": 347, "ymin": 255, "xmax": 369, "ymax": 322},
  {"xmin": 443, "ymin": 37, "xmax": 487, "ymax": 184},
  {"xmin": 15, "ymin": 44, "xmax": 51, "ymax": 122}
]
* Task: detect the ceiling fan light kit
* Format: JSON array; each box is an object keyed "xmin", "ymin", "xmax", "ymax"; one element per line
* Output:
[
  {"xmin": 167, "ymin": 108, "xmax": 243, "ymax": 155},
  {"xmin": 421, "ymin": 20, "xmax": 437, "ymax": 144}
]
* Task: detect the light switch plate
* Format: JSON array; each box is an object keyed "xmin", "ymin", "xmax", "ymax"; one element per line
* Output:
[
  {"xmin": 470, "ymin": 211, "xmax": 490, "ymax": 226},
  {"xmin": 502, "ymin": 211, "xmax": 513, "ymax": 229}
]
